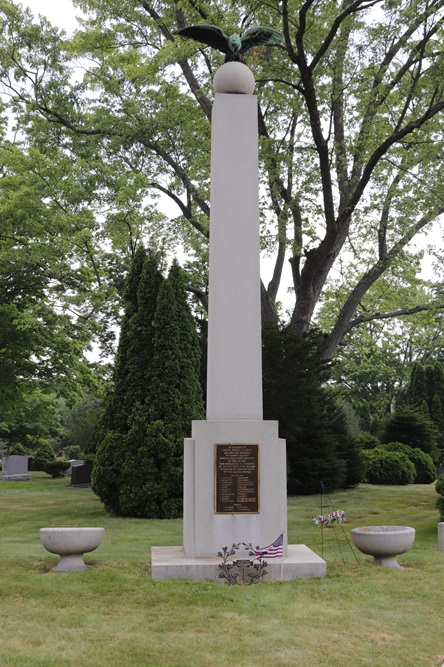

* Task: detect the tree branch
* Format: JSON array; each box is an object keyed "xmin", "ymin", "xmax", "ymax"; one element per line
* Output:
[{"xmin": 348, "ymin": 303, "xmax": 444, "ymax": 330}]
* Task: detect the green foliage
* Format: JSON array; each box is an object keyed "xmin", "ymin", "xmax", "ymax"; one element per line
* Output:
[
  {"xmin": 104, "ymin": 244, "xmax": 149, "ymax": 435},
  {"xmin": 64, "ymin": 445, "xmax": 83, "ymax": 460},
  {"xmin": 408, "ymin": 362, "xmax": 427, "ymax": 409},
  {"xmin": 32, "ymin": 441, "xmax": 55, "ymax": 471},
  {"xmin": 435, "ymin": 473, "xmax": 444, "ymax": 521},
  {"xmin": 60, "ymin": 391, "xmax": 103, "ymax": 454},
  {"xmin": 262, "ymin": 323, "xmax": 363, "ymax": 495},
  {"xmin": 404, "ymin": 361, "xmax": 444, "ymax": 459},
  {"xmin": 408, "ymin": 448, "xmax": 437, "ymax": 484},
  {"xmin": 93, "ymin": 251, "xmax": 204, "ymax": 517},
  {"xmin": 31, "ymin": 440, "xmax": 69, "ymax": 477},
  {"xmin": 119, "ymin": 414, "xmax": 180, "ymax": 519},
  {"xmin": 7, "ymin": 443, "xmax": 27, "ymax": 456},
  {"xmin": 380, "ymin": 442, "xmax": 436, "ymax": 484},
  {"xmin": 43, "ymin": 460, "xmax": 70, "ymax": 478},
  {"xmin": 92, "ymin": 430, "xmax": 123, "ymax": 513},
  {"xmin": 435, "ymin": 473, "xmax": 444, "ymax": 497},
  {"xmin": 383, "ymin": 409, "xmax": 439, "ymax": 461},
  {"xmin": 2, "ymin": 0, "xmax": 444, "ymax": 363},
  {"xmin": 362, "ymin": 448, "xmax": 416, "ymax": 485},
  {"xmin": 436, "ymin": 496, "xmax": 444, "ymax": 522},
  {"xmin": 357, "ymin": 432, "xmax": 381, "ymax": 449}
]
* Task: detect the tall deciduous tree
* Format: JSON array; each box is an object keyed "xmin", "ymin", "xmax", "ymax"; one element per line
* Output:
[{"xmin": 2, "ymin": 0, "xmax": 443, "ymax": 359}]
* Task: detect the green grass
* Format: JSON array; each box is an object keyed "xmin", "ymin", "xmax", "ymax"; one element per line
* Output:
[{"xmin": 1, "ymin": 473, "xmax": 444, "ymax": 666}]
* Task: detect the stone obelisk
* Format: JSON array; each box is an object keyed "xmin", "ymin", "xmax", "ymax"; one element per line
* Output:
[
  {"xmin": 206, "ymin": 65, "xmax": 262, "ymax": 422},
  {"xmin": 151, "ymin": 62, "xmax": 326, "ymax": 581}
]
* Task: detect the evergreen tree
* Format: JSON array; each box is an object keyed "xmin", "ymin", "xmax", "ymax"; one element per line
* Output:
[
  {"xmin": 433, "ymin": 362, "xmax": 444, "ymax": 404},
  {"xmin": 153, "ymin": 260, "xmax": 204, "ymax": 432},
  {"xmin": 431, "ymin": 394, "xmax": 444, "ymax": 435},
  {"xmin": 407, "ymin": 362, "xmax": 427, "ymax": 411},
  {"xmin": 94, "ymin": 254, "xmax": 204, "ymax": 518},
  {"xmin": 125, "ymin": 252, "xmax": 164, "ymax": 409},
  {"xmin": 124, "ymin": 262, "xmax": 204, "ymax": 518},
  {"xmin": 106, "ymin": 244, "xmax": 147, "ymax": 434},
  {"xmin": 93, "ymin": 247, "xmax": 164, "ymax": 515},
  {"xmin": 425, "ymin": 365, "xmax": 436, "ymax": 412},
  {"xmin": 383, "ymin": 409, "xmax": 439, "ymax": 461},
  {"xmin": 262, "ymin": 324, "xmax": 362, "ymax": 495}
]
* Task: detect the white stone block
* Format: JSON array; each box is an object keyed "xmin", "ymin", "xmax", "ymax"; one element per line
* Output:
[
  {"xmin": 206, "ymin": 92, "xmax": 262, "ymax": 420},
  {"xmin": 151, "ymin": 545, "xmax": 327, "ymax": 582},
  {"xmin": 184, "ymin": 419, "xmax": 287, "ymax": 558}
]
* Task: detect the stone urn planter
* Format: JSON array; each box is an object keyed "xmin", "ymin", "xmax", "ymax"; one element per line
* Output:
[
  {"xmin": 40, "ymin": 527, "xmax": 105, "ymax": 572},
  {"xmin": 351, "ymin": 526, "xmax": 415, "ymax": 569}
]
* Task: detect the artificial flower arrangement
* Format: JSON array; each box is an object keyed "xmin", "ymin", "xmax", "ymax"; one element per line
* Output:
[{"xmin": 313, "ymin": 509, "xmax": 345, "ymax": 526}]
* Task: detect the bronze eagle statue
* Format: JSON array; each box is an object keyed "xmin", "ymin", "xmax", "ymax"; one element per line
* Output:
[{"xmin": 173, "ymin": 24, "xmax": 284, "ymax": 63}]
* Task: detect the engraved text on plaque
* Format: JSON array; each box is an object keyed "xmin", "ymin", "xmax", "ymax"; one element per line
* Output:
[{"xmin": 215, "ymin": 443, "xmax": 259, "ymax": 513}]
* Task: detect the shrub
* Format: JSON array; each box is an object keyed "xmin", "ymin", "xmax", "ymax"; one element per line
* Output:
[
  {"xmin": 383, "ymin": 409, "xmax": 439, "ymax": 460},
  {"xmin": 64, "ymin": 445, "xmax": 83, "ymax": 460},
  {"xmin": 357, "ymin": 432, "xmax": 381, "ymax": 450},
  {"xmin": 380, "ymin": 442, "xmax": 436, "ymax": 483},
  {"xmin": 362, "ymin": 448, "xmax": 415, "ymax": 485},
  {"xmin": 7, "ymin": 443, "xmax": 27, "ymax": 456},
  {"xmin": 43, "ymin": 460, "xmax": 70, "ymax": 478},
  {"xmin": 436, "ymin": 474, "xmax": 444, "ymax": 521},
  {"xmin": 33, "ymin": 441, "xmax": 55, "ymax": 471},
  {"xmin": 408, "ymin": 448, "xmax": 436, "ymax": 483},
  {"xmin": 435, "ymin": 473, "xmax": 444, "ymax": 496}
]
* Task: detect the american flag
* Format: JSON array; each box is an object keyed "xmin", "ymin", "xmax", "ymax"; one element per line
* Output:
[{"xmin": 255, "ymin": 533, "xmax": 284, "ymax": 559}]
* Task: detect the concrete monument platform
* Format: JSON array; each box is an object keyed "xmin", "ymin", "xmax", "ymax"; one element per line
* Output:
[{"xmin": 151, "ymin": 545, "xmax": 326, "ymax": 582}]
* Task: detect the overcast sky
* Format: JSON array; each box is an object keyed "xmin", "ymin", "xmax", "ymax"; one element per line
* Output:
[{"xmin": 24, "ymin": 0, "xmax": 80, "ymax": 32}]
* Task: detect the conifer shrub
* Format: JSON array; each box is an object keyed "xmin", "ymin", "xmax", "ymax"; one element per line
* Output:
[
  {"xmin": 362, "ymin": 448, "xmax": 415, "ymax": 485},
  {"xmin": 435, "ymin": 473, "xmax": 444, "ymax": 521},
  {"xmin": 92, "ymin": 430, "xmax": 125, "ymax": 514},
  {"xmin": 383, "ymin": 409, "xmax": 439, "ymax": 461},
  {"xmin": 93, "ymin": 251, "xmax": 204, "ymax": 518},
  {"xmin": 357, "ymin": 432, "xmax": 381, "ymax": 449},
  {"xmin": 44, "ymin": 460, "xmax": 70, "ymax": 478},
  {"xmin": 32, "ymin": 441, "xmax": 55, "ymax": 471},
  {"xmin": 262, "ymin": 324, "xmax": 363, "ymax": 495}
]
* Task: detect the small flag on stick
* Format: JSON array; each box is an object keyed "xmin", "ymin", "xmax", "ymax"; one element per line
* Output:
[{"xmin": 255, "ymin": 533, "xmax": 284, "ymax": 559}]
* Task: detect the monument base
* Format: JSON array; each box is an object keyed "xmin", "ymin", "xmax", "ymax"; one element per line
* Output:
[
  {"xmin": 184, "ymin": 420, "xmax": 288, "ymax": 558},
  {"xmin": 1, "ymin": 473, "xmax": 31, "ymax": 481},
  {"xmin": 151, "ymin": 545, "xmax": 326, "ymax": 582}
]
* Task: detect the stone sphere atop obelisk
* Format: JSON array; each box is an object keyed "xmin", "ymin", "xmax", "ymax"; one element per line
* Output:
[{"xmin": 213, "ymin": 62, "xmax": 255, "ymax": 95}]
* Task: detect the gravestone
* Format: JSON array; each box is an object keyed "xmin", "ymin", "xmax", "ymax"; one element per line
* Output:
[
  {"xmin": 439, "ymin": 523, "xmax": 444, "ymax": 552},
  {"xmin": 65, "ymin": 459, "xmax": 85, "ymax": 476},
  {"xmin": 151, "ymin": 62, "xmax": 326, "ymax": 581},
  {"xmin": 1, "ymin": 455, "xmax": 31, "ymax": 481},
  {"xmin": 69, "ymin": 464, "xmax": 92, "ymax": 487}
]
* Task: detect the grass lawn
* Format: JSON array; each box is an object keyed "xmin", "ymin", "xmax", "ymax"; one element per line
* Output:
[{"xmin": 1, "ymin": 472, "xmax": 443, "ymax": 666}]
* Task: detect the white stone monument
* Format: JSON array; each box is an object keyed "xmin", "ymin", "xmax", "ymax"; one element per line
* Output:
[{"xmin": 151, "ymin": 62, "xmax": 326, "ymax": 581}]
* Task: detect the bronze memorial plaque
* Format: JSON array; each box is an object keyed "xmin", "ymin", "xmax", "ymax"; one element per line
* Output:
[{"xmin": 215, "ymin": 443, "xmax": 259, "ymax": 514}]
